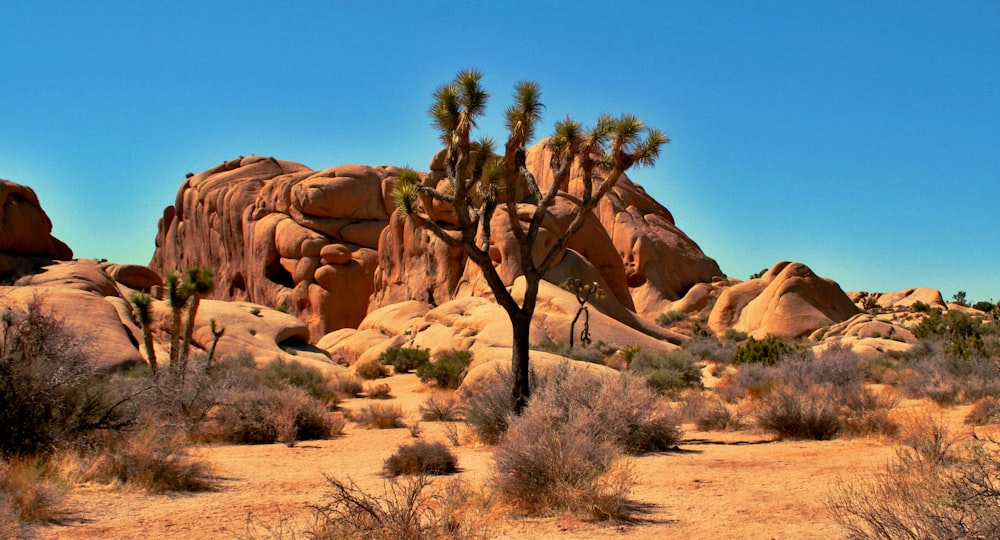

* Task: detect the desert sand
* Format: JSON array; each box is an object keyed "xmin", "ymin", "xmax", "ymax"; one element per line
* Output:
[{"xmin": 38, "ymin": 373, "xmax": 969, "ymax": 540}]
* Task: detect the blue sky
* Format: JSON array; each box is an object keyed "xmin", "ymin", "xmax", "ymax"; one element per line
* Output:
[{"xmin": 2, "ymin": 1, "xmax": 998, "ymax": 303}]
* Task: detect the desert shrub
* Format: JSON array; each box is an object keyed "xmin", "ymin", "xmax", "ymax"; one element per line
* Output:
[
  {"xmin": 353, "ymin": 403, "xmax": 406, "ymax": 429},
  {"xmin": 694, "ymin": 399, "xmax": 747, "ymax": 431},
  {"xmin": 262, "ymin": 358, "xmax": 338, "ymax": 407},
  {"xmin": 900, "ymin": 348, "xmax": 1000, "ymax": 404},
  {"xmin": 419, "ymin": 394, "xmax": 462, "ymax": 422},
  {"xmin": 715, "ymin": 362, "xmax": 775, "ymax": 402},
  {"xmin": 197, "ymin": 385, "xmax": 334, "ymax": 444},
  {"xmin": 461, "ymin": 367, "xmax": 519, "ymax": 444},
  {"xmin": 69, "ymin": 427, "xmax": 214, "ymax": 492},
  {"xmin": 656, "ymin": 310, "xmax": 687, "ymax": 325},
  {"xmin": 733, "ymin": 335, "xmax": 792, "ymax": 366},
  {"xmin": 379, "ymin": 346, "xmax": 430, "ymax": 374},
  {"xmin": 746, "ymin": 346, "xmax": 898, "ymax": 439},
  {"xmin": 0, "ymin": 297, "xmax": 138, "ymax": 457},
  {"xmin": 308, "ymin": 475, "xmax": 492, "ymax": 540},
  {"xmin": 683, "ymin": 336, "xmax": 736, "ymax": 363},
  {"xmin": 365, "ymin": 383, "xmax": 394, "ymax": 400},
  {"xmin": 965, "ymin": 396, "xmax": 1000, "ymax": 426},
  {"xmin": 383, "ymin": 441, "xmax": 458, "ymax": 477},
  {"xmin": 828, "ymin": 418, "xmax": 1000, "ymax": 539},
  {"xmin": 336, "ymin": 375, "xmax": 365, "ymax": 398},
  {"xmin": 355, "ymin": 358, "xmax": 388, "ymax": 380},
  {"xmin": 754, "ymin": 383, "xmax": 841, "ymax": 440},
  {"xmin": 911, "ymin": 300, "xmax": 931, "ymax": 313},
  {"xmin": 417, "ymin": 350, "xmax": 472, "ymax": 389},
  {"xmin": 629, "ymin": 349, "xmax": 702, "ymax": 396},
  {"xmin": 0, "ymin": 458, "xmax": 63, "ymax": 527},
  {"xmin": 776, "ymin": 345, "xmax": 866, "ymax": 388},
  {"xmin": 493, "ymin": 398, "xmax": 617, "ymax": 514}
]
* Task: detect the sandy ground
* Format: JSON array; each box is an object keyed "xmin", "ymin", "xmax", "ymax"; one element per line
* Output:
[{"xmin": 36, "ymin": 373, "xmax": 970, "ymax": 539}]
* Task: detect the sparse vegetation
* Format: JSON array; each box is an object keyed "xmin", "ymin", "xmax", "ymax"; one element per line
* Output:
[
  {"xmin": 656, "ymin": 310, "xmax": 687, "ymax": 326},
  {"xmin": 828, "ymin": 417, "xmax": 1000, "ymax": 539}
]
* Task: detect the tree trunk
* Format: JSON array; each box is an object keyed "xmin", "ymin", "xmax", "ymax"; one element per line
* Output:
[
  {"xmin": 510, "ymin": 309, "xmax": 533, "ymax": 415},
  {"xmin": 141, "ymin": 326, "xmax": 157, "ymax": 377},
  {"xmin": 169, "ymin": 308, "xmax": 183, "ymax": 376},
  {"xmin": 179, "ymin": 295, "xmax": 201, "ymax": 381}
]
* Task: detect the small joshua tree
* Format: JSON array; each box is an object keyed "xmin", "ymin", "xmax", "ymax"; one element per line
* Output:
[
  {"xmin": 560, "ymin": 278, "xmax": 606, "ymax": 348},
  {"xmin": 165, "ymin": 270, "xmax": 192, "ymax": 375},
  {"xmin": 394, "ymin": 70, "xmax": 667, "ymax": 414},
  {"xmin": 178, "ymin": 266, "xmax": 214, "ymax": 379},
  {"xmin": 129, "ymin": 292, "xmax": 158, "ymax": 376}
]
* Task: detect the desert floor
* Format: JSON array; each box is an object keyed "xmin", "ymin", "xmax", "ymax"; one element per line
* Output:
[{"xmin": 36, "ymin": 373, "xmax": 973, "ymax": 540}]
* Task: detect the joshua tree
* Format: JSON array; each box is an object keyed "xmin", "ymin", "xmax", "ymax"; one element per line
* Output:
[
  {"xmin": 129, "ymin": 292, "xmax": 158, "ymax": 376},
  {"xmin": 165, "ymin": 270, "xmax": 191, "ymax": 376},
  {"xmin": 393, "ymin": 70, "xmax": 667, "ymax": 414},
  {"xmin": 178, "ymin": 266, "xmax": 214, "ymax": 379}
]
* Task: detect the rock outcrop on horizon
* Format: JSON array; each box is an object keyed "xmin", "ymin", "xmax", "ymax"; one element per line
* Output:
[{"xmin": 151, "ymin": 147, "xmax": 723, "ymax": 342}]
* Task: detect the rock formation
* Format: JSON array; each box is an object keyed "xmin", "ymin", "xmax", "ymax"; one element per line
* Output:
[
  {"xmin": 152, "ymin": 148, "xmax": 723, "ymax": 342},
  {"xmin": 151, "ymin": 156, "xmax": 399, "ymax": 341},
  {"xmin": 707, "ymin": 261, "xmax": 860, "ymax": 339}
]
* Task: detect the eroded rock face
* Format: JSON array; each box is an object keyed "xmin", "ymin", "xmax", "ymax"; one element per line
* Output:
[
  {"xmin": 150, "ymin": 156, "xmax": 402, "ymax": 341},
  {"xmin": 708, "ymin": 261, "xmax": 860, "ymax": 339}
]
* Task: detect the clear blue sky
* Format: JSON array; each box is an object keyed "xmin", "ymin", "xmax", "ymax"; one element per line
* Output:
[{"xmin": 3, "ymin": 1, "xmax": 998, "ymax": 302}]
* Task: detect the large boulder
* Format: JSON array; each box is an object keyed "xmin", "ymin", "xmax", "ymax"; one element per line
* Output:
[
  {"xmin": 0, "ymin": 180, "xmax": 72, "ymax": 261},
  {"xmin": 708, "ymin": 261, "xmax": 860, "ymax": 339}
]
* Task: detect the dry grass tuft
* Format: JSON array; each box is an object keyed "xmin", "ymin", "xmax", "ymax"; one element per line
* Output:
[{"xmin": 353, "ymin": 404, "xmax": 407, "ymax": 430}]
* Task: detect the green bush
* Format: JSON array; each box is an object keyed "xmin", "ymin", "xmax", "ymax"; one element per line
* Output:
[
  {"xmin": 723, "ymin": 329, "xmax": 748, "ymax": 342},
  {"xmin": 629, "ymin": 350, "xmax": 703, "ymax": 395},
  {"xmin": 972, "ymin": 300, "xmax": 996, "ymax": 313},
  {"xmin": 656, "ymin": 311, "xmax": 687, "ymax": 326},
  {"xmin": 417, "ymin": 350, "xmax": 472, "ymax": 389},
  {"xmin": 379, "ymin": 346, "xmax": 430, "ymax": 374},
  {"xmin": 263, "ymin": 358, "xmax": 339, "ymax": 407},
  {"xmin": 733, "ymin": 335, "xmax": 792, "ymax": 366},
  {"xmin": 383, "ymin": 441, "xmax": 458, "ymax": 477}
]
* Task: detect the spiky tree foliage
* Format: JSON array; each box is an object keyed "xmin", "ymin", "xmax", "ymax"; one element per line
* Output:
[
  {"xmin": 129, "ymin": 292, "xmax": 158, "ymax": 376},
  {"xmin": 394, "ymin": 70, "xmax": 668, "ymax": 414},
  {"xmin": 178, "ymin": 266, "xmax": 214, "ymax": 379},
  {"xmin": 165, "ymin": 270, "xmax": 192, "ymax": 377}
]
